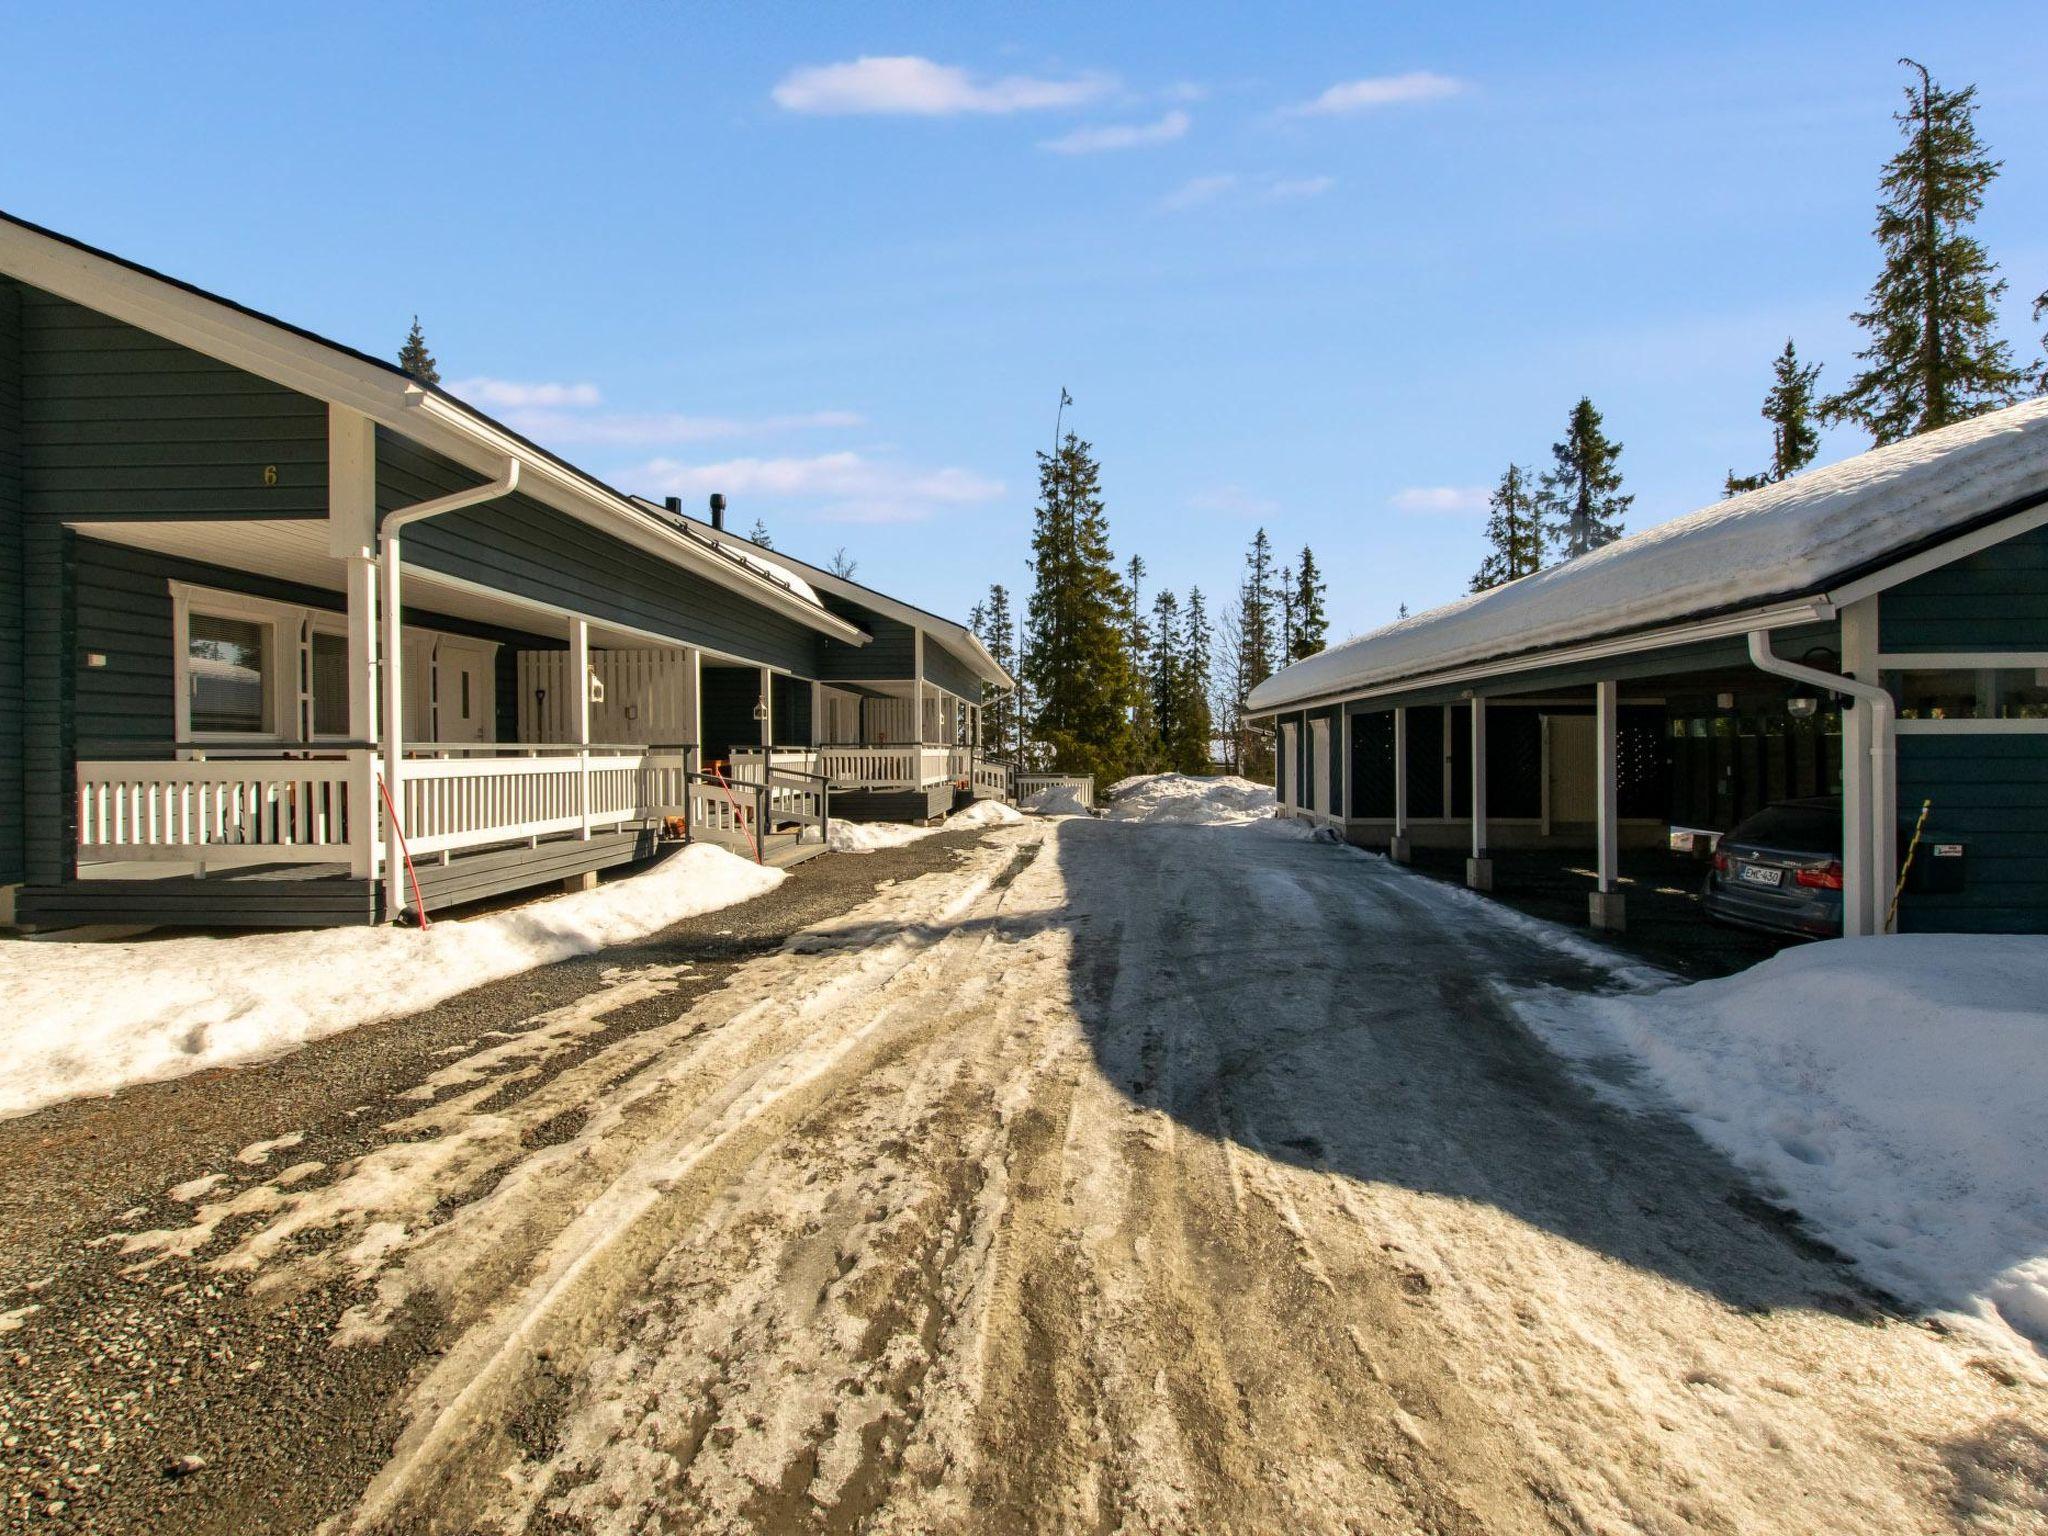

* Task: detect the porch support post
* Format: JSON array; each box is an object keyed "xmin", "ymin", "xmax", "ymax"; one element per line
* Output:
[
  {"xmin": 758, "ymin": 666, "xmax": 773, "ymax": 747},
  {"xmin": 913, "ymin": 628, "xmax": 927, "ymax": 744},
  {"xmin": 1590, "ymin": 679, "xmax": 1625, "ymax": 931},
  {"xmin": 1839, "ymin": 598, "xmax": 1882, "ymax": 935},
  {"xmin": 570, "ymin": 617, "xmax": 592, "ymax": 842},
  {"xmin": 330, "ymin": 405, "xmax": 382, "ymax": 884},
  {"xmin": 1391, "ymin": 706, "xmax": 1410, "ymax": 863},
  {"xmin": 1466, "ymin": 695, "xmax": 1492, "ymax": 891},
  {"xmin": 380, "ymin": 533, "xmax": 407, "ymax": 919}
]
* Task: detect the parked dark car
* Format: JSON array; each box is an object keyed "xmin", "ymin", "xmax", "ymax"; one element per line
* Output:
[{"xmin": 1701, "ymin": 796, "xmax": 1844, "ymax": 939}]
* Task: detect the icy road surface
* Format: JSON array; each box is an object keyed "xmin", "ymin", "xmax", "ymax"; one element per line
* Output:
[{"xmin": 120, "ymin": 818, "xmax": 2044, "ymax": 1532}]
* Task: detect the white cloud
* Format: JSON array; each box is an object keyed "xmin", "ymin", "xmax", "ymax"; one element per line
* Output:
[
  {"xmin": 449, "ymin": 376, "xmax": 603, "ymax": 409},
  {"xmin": 772, "ymin": 56, "xmax": 1111, "ymax": 116},
  {"xmin": 1284, "ymin": 71, "xmax": 1466, "ymax": 117},
  {"xmin": 1190, "ymin": 484, "xmax": 1280, "ymax": 519},
  {"xmin": 1268, "ymin": 174, "xmax": 1337, "ymax": 200},
  {"xmin": 1160, "ymin": 173, "xmax": 1240, "ymax": 211},
  {"xmin": 1040, "ymin": 109, "xmax": 1190, "ymax": 155},
  {"xmin": 1391, "ymin": 485, "xmax": 1491, "ymax": 515},
  {"xmin": 1160, "ymin": 171, "xmax": 1335, "ymax": 212},
  {"xmin": 632, "ymin": 451, "xmax": 1003, "ymax": 524}
]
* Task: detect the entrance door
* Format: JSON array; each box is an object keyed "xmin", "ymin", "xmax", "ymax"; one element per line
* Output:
[
  {"xmin": 1547, "ymin": 715, "xmax": 1595, "ymax": 825},
  {"xmin": 1310, "ymin": 719, "xmax": 1330, "ymax": 814},
  {"xmin": 1278, "ymin": 722, "xmax": 1298, "ymax": 809},
  {"xmin": 437, "ymin": 642, "xmax": 496, "ymax": 745}
]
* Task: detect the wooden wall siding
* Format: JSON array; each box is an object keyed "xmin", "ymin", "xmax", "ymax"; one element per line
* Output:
[
  {"xmin": 1897, "ymin": 733, "xmax": 2048, "ymax": 932},
  {"xmin": 21, "ymin": 522, "xmax": 74, "ymax": 884},
  {"xmin": 15, "ymin": 284, "xmax": 328, "ymax": 522},
  {"xmin": 516, "ymin": 648, "xmax": 690, "ymax": 745},
  {"xmin": 1880, "ymin": 523, "xmax": 2048, "ymax": 653},
  {"xmin": 815, "ymin": 593, "xmax": 909, "ymax": 680},
  {"xmin": 862, "ymin": 693, "xmax": 917, "ymax": 744},
  {"xmin": 378, "ymin": 432, "xmax": 821, "ymax": 676},
  {"xmin": 922, "ymin": 634, "xmax": 982, "ymax": 701},
  {"xmin": 0, "ymin": 281, "xmax": 22, "ymax": 883}
]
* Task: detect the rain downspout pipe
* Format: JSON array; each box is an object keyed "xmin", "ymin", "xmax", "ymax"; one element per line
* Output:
[
  {"xmin": 1747, "ymin": 628, "xmax": 1896, "ymax": 935},
  {"xmin": 379, "ymin": 458, "xmax": 520, "ymax": 921}
]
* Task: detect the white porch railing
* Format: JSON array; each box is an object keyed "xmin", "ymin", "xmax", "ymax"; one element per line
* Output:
[
  {"xmin": 75, "ymin": 745, "xmax": 701, "ymax": 870},
  {"xmin": 971, "ymin": 758, "xmax": 1012, "ymax": 799},
  {"xmin": 1016, "ymin": 772, "xmax": 1095, "ymax": 809},
  {"xmin": 732, "ymin": 744, "xmax": 961, "ymax": 790},
  {"xmin": 77, "ymin": 757, "xmax": 358, "ymax": 864}
]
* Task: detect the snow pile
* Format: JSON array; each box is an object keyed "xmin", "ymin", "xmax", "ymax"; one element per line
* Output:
[
  {"xmin": 0, "ymin": 843, "xmax": 785, "ymax": 1118},
  {"xmin": 1021, "ymin": 783, "xmax": 1091, "ymax": 816},
  {"xmin": 1252, "ymin": 396, "xmax": 2048, "ymax": 711},
  {"xmin": 1512, "ymin": 934, "xmax": 2048, "ymax": 1358},
  {"xmin": 1105, "ymin": 774, "xmax": 1277, "ymax": 826},
  {"xmin": 826, "ymin": 798, "xmax": 1023, "ymax": 853}
]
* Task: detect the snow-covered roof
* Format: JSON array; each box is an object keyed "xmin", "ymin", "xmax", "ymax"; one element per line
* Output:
[{"xmin": 1250, "ymin": 397, "xmax": 2048, "ymax": 713}]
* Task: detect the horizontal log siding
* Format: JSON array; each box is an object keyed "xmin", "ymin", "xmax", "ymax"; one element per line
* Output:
[
  {"xmin": 15, "ymin": 284, "xmax": 327, "ymax": 521},
  {"xmin": 380, "ymin": 433, "xmax": 820, "ymax": 675},
  {"xmin": 1897, "ymin": 732, "xmax": 2048, "ymax": 932},
  {"xmin": 0, "ymin": 282, "xmax": 21, "ymax": 882},
  {"xmin": 1880, "ymin": 523, "xmax": 2048, "ymax": 652},
  {"xmin": 922, "ymin": 633, "xmax": 982, "ymax": 700},
  {"xmin": 815, "ymin": 592, "xmax": 908, "ymax": 680}
]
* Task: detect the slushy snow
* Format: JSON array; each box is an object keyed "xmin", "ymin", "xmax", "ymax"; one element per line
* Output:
[
  {"xmin": 825, "ymin": 798, "xmax": 1023, "ymax": 852},
  {"xmin": 0, "ymin": 843, "xmax": 783, "ymax": 1118},
  {"xmin": 1511, "ymin": 934, "xmax": 2048, "ymax": 1361}
]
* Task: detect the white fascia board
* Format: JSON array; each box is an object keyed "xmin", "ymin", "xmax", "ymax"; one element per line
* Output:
[
  {"xmin": 1824, "ymin": 497, "xmax": 2048, "ymax": 610},
  {"xmin": 1245, "ymin": 598, "xmax": 1834, "ymax": 719},
  {"xmin": 0, "ymin": 217, "xmax": 866, "ymax": 647},
  {"xmin": 691, "ymin": 523, "xmax": 1010, "ymax": 685}
]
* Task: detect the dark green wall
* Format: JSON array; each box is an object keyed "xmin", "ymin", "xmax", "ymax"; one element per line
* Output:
[
  {"xmin": 923, "ymin": 634, "xmax": 982, "ymax": 700},
  {"xmin": 771, "ymin": 674, "xmax": 812, "ymax": 745},
  {"xmin": 1881, "ymin": 524, "xmax": 2048, "ymax": 652},
  {"xmin": 701, "ymin": 665, "xmax": 762, "ymax": 767},
  {"xmin": 816, "ymin": 592, "xmax": 908, "ymax": 679},
  {"xmin": 0, "ymin": 282, "xmax": 21, "ymax": 884},
  {"xmin": 1897, "ymin": 733, "xmax": 2048, "ymax": 932},
  {"xmin": 381, "ymin": 434, "xmax": 823, "ymax": 676}
]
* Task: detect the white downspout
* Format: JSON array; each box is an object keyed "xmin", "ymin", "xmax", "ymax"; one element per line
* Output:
[
  {"xmin": 380, "ymin": 459, "xmax": 520, "ymax": 921},
  {"xmin": 1747, "ymin": 629, "xmax": 1896, "ymax": 936}
]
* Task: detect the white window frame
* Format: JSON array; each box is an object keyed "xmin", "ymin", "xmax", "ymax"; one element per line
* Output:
[{"xmin": 1879, "ymin": 651, "xmax": 2048, "ymax": 734}]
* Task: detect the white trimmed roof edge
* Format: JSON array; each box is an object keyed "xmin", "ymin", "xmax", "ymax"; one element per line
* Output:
[{"xmin": 1249, "ymin": 397, "xmax": 2048, "ymax": 714}]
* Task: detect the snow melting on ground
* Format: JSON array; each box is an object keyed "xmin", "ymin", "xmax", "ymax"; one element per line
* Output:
[
  {"xmin": 0, "ymin": 843, "xmax": 784, "ymax": 1119},
  {"xmin": 1104, "ymin": 773, "xmax": 1279, "ymax": 825},
  {"xmin": 825, "ymin": 798, "xmax": 1023, "ymax": 853},
  {"xmin": 1020, "ymin": 782, "xmax": 1091, "ymax": 816},
  {"xmin": 1510, "ymin": 933, "xmax": 2048, "ymax": 1361}
]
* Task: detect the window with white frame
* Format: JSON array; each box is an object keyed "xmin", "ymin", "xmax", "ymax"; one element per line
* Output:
[
  {"xmin": 1882, "ymin": 665, "xmax": 2048, "ymax": 721},
  {"xmin": 186, "ymin": 610, "xmax": 274, "ymax": 735}
]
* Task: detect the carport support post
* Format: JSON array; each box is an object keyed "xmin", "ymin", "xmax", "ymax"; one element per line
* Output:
[
  {"xmin": 1589, "ymin": 678, "xmax": 1626, "ymax": 931},
  {"xmin": 1466, "ymin": 695, "xmax": 1493, "ymax": 892},
  {"xmin": 568, "ymin": 619, "xmax": 595, "ymax": 886},
  {"xmin": 1391, "ymin": 706, "xmax": 1411, "ymax": 863}
]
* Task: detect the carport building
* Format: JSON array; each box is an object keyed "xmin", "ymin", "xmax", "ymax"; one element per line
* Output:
[{"xmin": 1248, "ymin": 398, "xmax": 2048, "ymax": 936}]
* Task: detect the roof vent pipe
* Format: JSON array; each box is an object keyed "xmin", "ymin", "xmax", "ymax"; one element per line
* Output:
[{"xmin": 709, "ymin": 492, "xmax": 726, "ymax": 531}]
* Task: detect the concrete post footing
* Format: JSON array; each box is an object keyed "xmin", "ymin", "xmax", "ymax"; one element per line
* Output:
[
  {"xmin": 1465, "ymin": 856, "xmax": 1493, "ymax": 892},
  {"xmin": 1589, "ymin": 890, "xmax": 1628, "ymax": 932},
  {"xmin": 1389, "ymin": 835, "xmax": 1411, "ymax": 865}
]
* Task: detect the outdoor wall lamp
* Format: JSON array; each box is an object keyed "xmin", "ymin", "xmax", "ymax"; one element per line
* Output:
[
  {"xmin": 752, "ymin": 697, "xmax": 769, "ymax": 721},
  {"xmin": 1785, "ymin": 689, "xmax": 1821, "ymax": 719}
]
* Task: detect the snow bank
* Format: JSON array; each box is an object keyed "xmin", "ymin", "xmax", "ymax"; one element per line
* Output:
[
  {"xmin": 825, "ymin": 798, "xmax": 1023, "ymax": 853},
  {"xmin": 1511, "ymin": 935, "xmax": 2048, "ymax": 1359},
  {"xmin": 1105, "ymin": 774, "xmax": 1277, "ymax": 826},
  {"xmin": 1021, "ymin": 783, "xmax": 1091, "ymax": 816},
  {"xmin": 0, "ymin": 843, "xmax": 785, "ymax": 1118}
]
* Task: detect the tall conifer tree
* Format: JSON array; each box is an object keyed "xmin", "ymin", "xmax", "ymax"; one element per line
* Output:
[
  {"xmin": 1228, "ymin": 530, "xmax": 1280, "ymax": 777},
  {"xmin": 1023, "ymin": 433, "xmax": 1137, "ymax": 782},
  {"xmin": 1825, "ymin": 60, "xmax": 2024, "ymax": 442},
  {"xmin": 1727, "ymin": 341, "xmax": 1825, "ymax": 495},
  {"xmin": 398, "ymin": 316, "xmax": 440, "ymax": 385},
  {"xmin": 971, "ymin": 584, "xmax": 1019, "ymax": 760},
  {"xmin": 747, "ymin": 518, "xmax": 774, "ymax": 549},
  {"xmin": 1148, "ymin": 588, "xmax": 1181, "ymax": 767},
  {"xmin": 1124, "ymin": 554, "xmax": 1158, "ymax": 769},
  {"xmin": 1537, "ymin": 398, "xmax": 1630, "ymax": 559},
  {"xmin": 1290, "ymin": 549, "xmax": 1328, "ymax": 661},
  {"xmin": 1471, "ymin": 464, "xmax": 1542, "ymax": 591},
  {"xmin": 1177, "ymin": 587, "xmax": 1215, "ymax": 774}
]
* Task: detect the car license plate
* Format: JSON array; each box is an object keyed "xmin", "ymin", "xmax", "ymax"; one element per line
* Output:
[{"xmin": 1737, "ymin": 863, "xmax": 1783, "ymax": 888}]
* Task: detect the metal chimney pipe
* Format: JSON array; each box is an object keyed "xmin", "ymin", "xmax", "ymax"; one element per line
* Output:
[
  {"xmin": 663, "ymin": 495, "xmax": 682, "ymax": 517},
  {"xmin": 709, "ymin": 492, "xmax": 726, "ymax": 531}
]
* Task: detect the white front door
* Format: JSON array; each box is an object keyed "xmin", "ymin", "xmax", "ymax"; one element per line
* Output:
[
  {"xmin": 1279, "ymin": 723, "xmax": 1298, "ymax": 809},
  {"xmin": 1310, "ymin": 719, "xmax": 1330, "ymax": 813}
]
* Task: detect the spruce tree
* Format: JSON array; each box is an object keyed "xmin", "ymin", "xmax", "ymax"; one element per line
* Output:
[
  {"xmin": 972, "ymin": 583, "xmax": 1019, "ymax": 760},
  {"xmin": 1290, "ymin": 549, "xmax": 1328, "ymax": 661},
  {"xmin": 1825, "ymin": 60, "xmax": 2024, "ymax": 443},
  {"xmin": 1471, "ymin": 464, "xmax": 1542, "ymax": 591},
  {"xmin": 1124, "ymin": 554, "xmax": 1158, "ymax": 769},
  {"xmin": 398, "ymin": 316, "xmax": 440, "ymax": 385},
  {"xmin": 1229, "ymin": 530, "xmax": 1280, "ymax": 777},
  {"xmin": 1537, "ymin": 397, "xmax": 1630, "ymax": 559},
  {"xmin": 1022, "ymin": 433, "xmax": 1138, "ymax": 783},
  {"xmin": 747, "ymin": 518, "xmax": 773, "ymax": 549},
  {"xmin": 2034, "ymin": 287, "xmax": 2048, "ymax": 393},
  {"xmin": 1276, "ymin": 562, "xmax": 1297, "ymax": 667},
  {"xmin": 1175, "ymin": 587, "xmax": 1215, "ymax": 773},
  {"xmin": 1727, "ymin": 341, "xmax": 1824, "ymax": 495},
  {"xmin": 1148, "ymin": 588, "xmax": 1181, "ymax": 767}
]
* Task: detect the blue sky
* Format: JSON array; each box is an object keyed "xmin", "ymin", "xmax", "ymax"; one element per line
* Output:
[{"xmin": 5, "ymin": 3, "xmax": 2046, "ymax": 638}]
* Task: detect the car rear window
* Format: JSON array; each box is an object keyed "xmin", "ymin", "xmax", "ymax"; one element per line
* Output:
[{"xmin": 1728, "ymin": 801, "xmax": 1842, "ymax": 855}]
